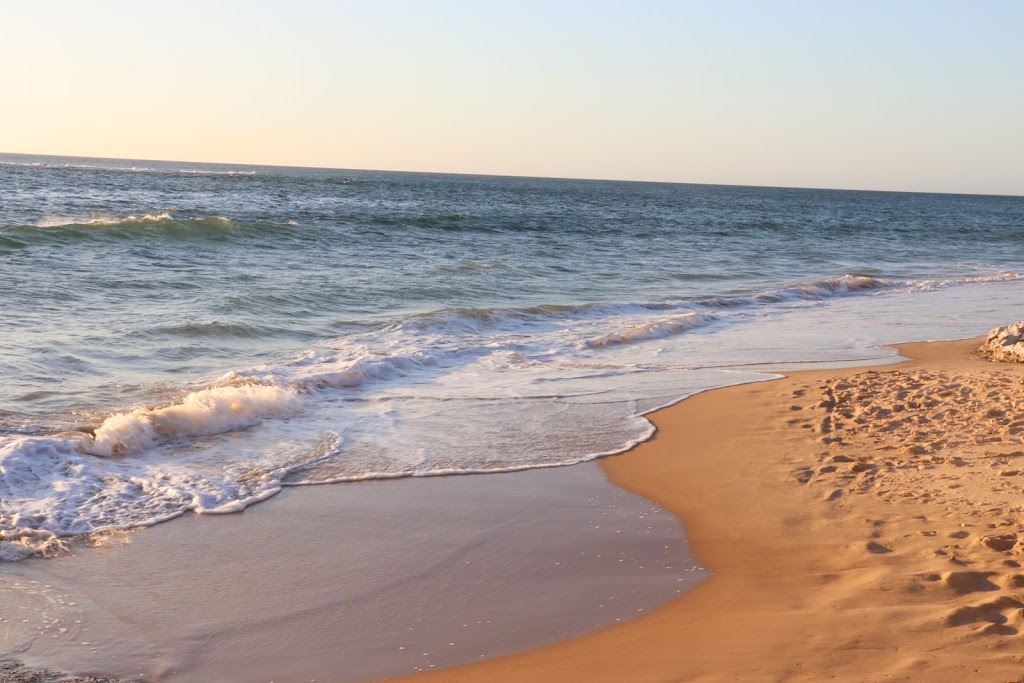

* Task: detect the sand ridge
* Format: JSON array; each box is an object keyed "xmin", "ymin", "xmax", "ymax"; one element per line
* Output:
[{"xmin": 395, "ymin": 337, "xmax": 1024, "ymax": 682}]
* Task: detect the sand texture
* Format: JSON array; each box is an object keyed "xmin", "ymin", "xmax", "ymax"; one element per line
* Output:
[
  {"xmin": 397, "ymin": 337, "xmax": 1024, "ymax": 682},
  {"xmin": 0, "ymin": 660, "xmax": 127, "ymax": 683}
]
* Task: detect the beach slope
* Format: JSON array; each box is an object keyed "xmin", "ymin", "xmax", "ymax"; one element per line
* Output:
[{"xmin": 398, "ymin": 337, "xmax": 1024, "ymax": 681}]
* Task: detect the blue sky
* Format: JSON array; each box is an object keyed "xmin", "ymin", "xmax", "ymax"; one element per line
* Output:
[{"xmin": 3, "ymin": 1, "xmax": 1022, "ymax": 194}]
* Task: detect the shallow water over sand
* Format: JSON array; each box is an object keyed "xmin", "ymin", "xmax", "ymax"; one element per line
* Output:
[{"xmin": 1, "ymin": 464, "xmax": 703, "ymax": 682}]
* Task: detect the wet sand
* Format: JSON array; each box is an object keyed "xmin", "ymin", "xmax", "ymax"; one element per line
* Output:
[
  {"xmin": 1, "ymin": 462, "xmax": 699, "ymax": 681},
  {"xmin": 0, "ymin": 659, "xmax": 127, "ymax": 683},
  {"xmin": 400, "ymin": 337, "xmax": 1024, "ymax": 681}
]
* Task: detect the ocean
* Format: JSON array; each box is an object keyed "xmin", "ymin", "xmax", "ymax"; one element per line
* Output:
[{"xmin": 2, "ymin": 152, "xmax": 1023, "ymax": 560}]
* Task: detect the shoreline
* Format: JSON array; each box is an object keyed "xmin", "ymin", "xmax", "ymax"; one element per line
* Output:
[{"xmin": 395, "ymin": 336, "xmax": 1024, "ymax": 681}]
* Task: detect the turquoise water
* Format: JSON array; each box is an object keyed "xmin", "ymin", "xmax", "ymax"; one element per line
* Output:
[{"xmin": 1, "ymin": 152, "xmax": 1023, "ymax": 558}]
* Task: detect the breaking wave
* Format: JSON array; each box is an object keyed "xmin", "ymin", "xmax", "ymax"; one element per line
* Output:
[
  {"xmin": 77, "ymin": 383, "xmax": 303, "ymax": 457},
  {"xmin": 37, "ymin": 211, "xmax": 176, "ymax": 228},
  {"xmin": 585, "ymin": 312, "xmax": 718, "ymax": 348}
]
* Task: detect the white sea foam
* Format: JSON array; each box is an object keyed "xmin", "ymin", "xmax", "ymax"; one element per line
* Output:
[
  {"xmin": 1, "ymin": 160, "xmax": 259, "ymax": 176},
  {"xmin": 0, "ymin": 427, "xmax": 308, "ymax": 550},
  {"xmin": 32, "ymin": 212, "xmax": 239, "ymax": 231},
  {"xmin": 903, "ymin": 270, "xmax": 1022, "ymax": 291},
  {"xmin": 177, "ymin": 169, "xmax": 258, "ymax": 176},
  {"xmin": 37, "ymin": 211, "xmax": 174, "ymax": 228},
  {"xmin": 0, "ymin": 528, "xmax": 65, "ymax": 562}
]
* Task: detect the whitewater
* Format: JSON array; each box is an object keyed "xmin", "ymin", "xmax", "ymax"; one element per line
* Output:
[{"xmin": 1, "ymin": 152, "xmax": 1022, "ymax": 560}]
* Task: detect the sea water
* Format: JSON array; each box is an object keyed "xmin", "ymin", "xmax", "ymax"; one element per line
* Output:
[{"xmin": 1, "ymin": 152, "xmax": 1022, "ymax": 559}]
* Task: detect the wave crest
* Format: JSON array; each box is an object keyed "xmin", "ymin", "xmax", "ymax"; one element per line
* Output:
[
  {"xmin": 1, "ymin": 213, "xmax": 277, "ymax": 244},
  {"xmin": 761, "ymin": 274, "xmax": 888, "ymax": 301},
  {"xmin": 38, "ymin": 211, "xmax": 175, "ymax": 228},
  {"xmin": 585, "ymin": 312, "xmax": 717, "ymax": 348},
  {"xmin": 78, "ymin": 383, "xmax": 302, "ymax": 457}
]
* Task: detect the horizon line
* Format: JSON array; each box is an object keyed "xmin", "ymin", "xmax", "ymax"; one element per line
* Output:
[{"xmin": 2, "ymin": 150, "xmax": 1020, "ymax": 200}]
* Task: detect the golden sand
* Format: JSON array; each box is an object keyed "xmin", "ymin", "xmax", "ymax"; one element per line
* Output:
[{"xmin": 397, "ymin": 337, "xmax": 1024, "ymax": 681}]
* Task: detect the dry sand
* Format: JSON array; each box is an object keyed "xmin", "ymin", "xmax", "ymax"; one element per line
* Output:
[{"xmin": 397, "ymin": 337, "xmax": 1024, "ymax": 682}]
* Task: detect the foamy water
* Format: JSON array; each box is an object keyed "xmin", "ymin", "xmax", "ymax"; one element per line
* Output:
[{"xmin": 1, "ymin": 152, "xmax": 1022, "ymax": 559}]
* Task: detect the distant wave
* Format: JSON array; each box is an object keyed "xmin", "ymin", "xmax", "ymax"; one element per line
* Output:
[
  {"xmin": 175, "ymin": 169, "xmax": 258, "ymax": 176},
  {"xmin": 146, "ymin": 321, "xmax": 281, "ymax": 339},
  {"xmin": 37, "ymin": 211, "xmax": 176, "ymax": 228},
  {"xmin": 437, "ymin": 261, "xmax": 497, "ymax": 274},
  {"xmin": 388, "ymin": 274, "xmax": 888, "ymax": 335},
  {"xmin": 223, "ymin": 271, "xmax": 1024, "ymax": 398},
  {"xmin": 0, "ymin": 212, "xmax": 295, "ymax": 243},
  {"xmin": 367, "ymin": 272, "xmax": 1023, "ymax": 353},
  {"xmin": 0, "ymin": 159, "xmax": 259, "ymax": 176}
]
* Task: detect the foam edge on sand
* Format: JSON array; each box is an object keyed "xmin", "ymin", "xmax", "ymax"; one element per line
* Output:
[{"xmin": 391, "ymin": 336, "xmax": 1024, "ymax": 682}]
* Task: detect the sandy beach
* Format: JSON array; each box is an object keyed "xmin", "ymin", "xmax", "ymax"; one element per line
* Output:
[
  {"xmin": 397, "ymin": 336, "xmax": 1024, "ymax": 682},
  {"xmin": 6, "ymin": 2, "xmax": 1022, "ymax": 679},
  {"xmin": 7, "ymin": 336, "xmax": 1024, "ymax": 682}
]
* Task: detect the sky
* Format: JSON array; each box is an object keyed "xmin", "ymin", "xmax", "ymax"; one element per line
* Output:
[{"xmin": 3, "ymin": 1, "xmax": 1022, "ymax": 194}]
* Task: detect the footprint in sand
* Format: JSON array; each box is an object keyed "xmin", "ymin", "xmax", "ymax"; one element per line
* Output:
[
  {"xmin": 944, "ymin": 594, "xmax": 1023, "ymax": 635},
  {"xmin": 942, "ymin": 570, "xmax": 1000, "ymax": 594},
  {"xmin": 979, "ymin": 533, "xmax": 1018, "ymax": 552}
]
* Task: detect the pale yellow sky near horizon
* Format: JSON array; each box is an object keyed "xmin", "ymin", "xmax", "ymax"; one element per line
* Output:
[{"xmin": 3, "ymin": 1, "xmax": 1022, "ymax": 195}]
